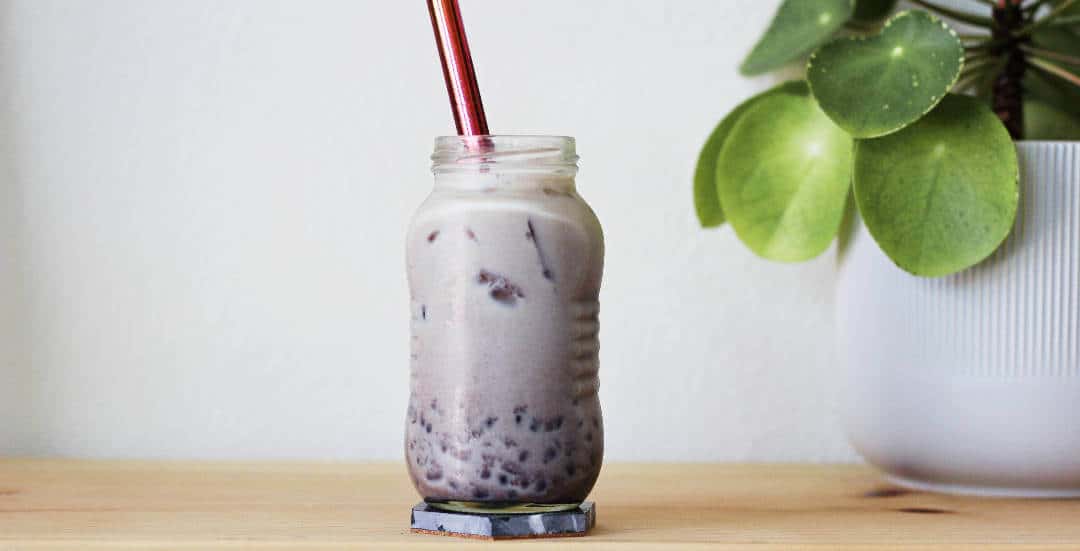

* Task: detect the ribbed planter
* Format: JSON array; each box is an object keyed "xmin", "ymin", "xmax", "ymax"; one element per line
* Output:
[{"xmin": 838, "ymin": 142, "xmax": 1080, "ymax": 497}]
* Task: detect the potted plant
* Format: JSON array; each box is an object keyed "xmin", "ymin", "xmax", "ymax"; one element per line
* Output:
[{"xmin": 694, "ymin": 0, "xmax": 1080, "ymax": 496}]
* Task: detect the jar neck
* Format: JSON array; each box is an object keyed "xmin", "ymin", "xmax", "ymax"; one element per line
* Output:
[
  {"xmin": 433, "ymin": 171, "xmax": 576, "ymax": 193},
  {"xmin": 430, "ymin": 135, "xmax": 579, "ymax": 193}
]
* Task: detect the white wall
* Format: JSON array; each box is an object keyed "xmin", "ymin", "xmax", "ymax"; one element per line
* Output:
[{"xmin": 0, "ymin": 0, "xmax": 856, "ymax": 462}]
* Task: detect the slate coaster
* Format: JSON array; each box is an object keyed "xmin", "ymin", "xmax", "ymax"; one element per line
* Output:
[{"xmin": 410, "ymin": 501, "xmax": 596, "ymax": 540}]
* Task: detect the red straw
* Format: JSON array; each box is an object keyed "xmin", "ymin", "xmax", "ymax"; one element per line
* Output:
[{"xmin": 427, "ymin": 0, "xmax": 490, "ymax": 137}]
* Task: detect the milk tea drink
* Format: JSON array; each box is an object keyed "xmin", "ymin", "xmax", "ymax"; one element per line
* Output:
[{"xmin": 406, "ymin": 136, "xmax": 604, "ymax": 506}]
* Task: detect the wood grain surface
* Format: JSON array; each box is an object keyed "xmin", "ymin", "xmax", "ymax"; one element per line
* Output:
[{"xmin": 2, "ymin": 460, "xmax": 1079, "ymax": 549}]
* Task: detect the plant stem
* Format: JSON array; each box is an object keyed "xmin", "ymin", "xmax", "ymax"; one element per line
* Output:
[
  {"xmin": 955, "ymin": 54, "xmax": 1007, "ymax": 94},
  {"xmin": 1023, "ymin": 0, "xmax": 1053, "ymax": 13},
  {"xmin": 1021, "ymin": 45, "xmax": 1080, "ymax": 66},
  {"xmin": 1029, "ymin": 56, "xmax": 1080, "ymax": 87},
  {"xmin": 981, "ymin": 58, "xmax": 1012, "ymax": 97},
  {"xmin": 991, "ymin": 0, "xmax": 1029, "ymax": 139},
  {"xmin": 1047, "ymin": 14, "xmax": 1080, "ymax": 26},
  {"xmin": 954, "ymin": 72, "xmax": 983, "ymax": 92},
  {"xmin": 1014, "ymin": 0, "xmax": 1079, "ymax": 36},
  {"xmin": 956, "ymin": 60, "xmax": 1000, "ymax": 91},
  {"xmin": 908, "ymin": 0, "xmax": 997, "ymax": 27},
  {"xmin": 957, "ymin": 51, "xmax": 1002, "ymax": 81},
  {"xmin": 964, "ymin": 55, "xmax": 1001, "ymax": 74},
  {"xmin": 965, "ymin": 37, "xmax": 1013, "ymax": 50}
]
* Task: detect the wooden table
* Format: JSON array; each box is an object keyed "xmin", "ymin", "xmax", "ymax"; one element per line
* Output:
[{"xmin": 1, "ymin": 460, "xmax": 1078, "ymax": 549}]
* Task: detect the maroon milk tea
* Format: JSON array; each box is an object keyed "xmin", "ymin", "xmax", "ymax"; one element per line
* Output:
[{"xmin": 406, "ymin": 136, "xmax": 604, "ymax": 506}]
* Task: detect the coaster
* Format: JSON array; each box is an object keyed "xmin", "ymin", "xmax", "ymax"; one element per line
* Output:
[{"xmin": 410, "ymin": 501, "xmax": 596, "ymax": 540}]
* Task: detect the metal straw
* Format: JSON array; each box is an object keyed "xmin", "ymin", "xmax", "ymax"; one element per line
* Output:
[{"xmin": 427, "ymin": 0, "xmax": 490, "ymax": 137}]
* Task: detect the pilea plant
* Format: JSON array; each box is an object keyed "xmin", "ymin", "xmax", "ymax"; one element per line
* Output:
[{"xmin": 694, "ymin": 0, "xmax": 1080, "ymax": 277}]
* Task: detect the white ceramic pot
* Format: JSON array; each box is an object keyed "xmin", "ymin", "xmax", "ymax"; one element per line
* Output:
[{"xmin": 838, "ymin": 142, "xmax": 1080, "ymax": 497}]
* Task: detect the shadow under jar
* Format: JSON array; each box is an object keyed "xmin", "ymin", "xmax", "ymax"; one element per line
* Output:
[{"xmin": 405, "ymin": 136, "xmax": 604, "ymax": 511}]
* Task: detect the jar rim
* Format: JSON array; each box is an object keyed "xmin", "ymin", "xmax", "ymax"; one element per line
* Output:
[{"xmin": 431, "ymin": 135, "xmax": 579, "ymax": 173}]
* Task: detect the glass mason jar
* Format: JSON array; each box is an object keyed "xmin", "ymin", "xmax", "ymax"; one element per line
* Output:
[{"xmin": 405, "ymin": 136, "xmax": 604, "ymax": 509}]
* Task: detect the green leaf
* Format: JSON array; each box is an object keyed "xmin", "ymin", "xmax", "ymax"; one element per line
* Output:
[
  {"xmin": 1051, "ymin": 0, "xmax": 1080, "ymax": 14},
  {"xmin": 694, "ymin": 133, "xmax": 726, "ymax": 227},
  {"xmin": 1026, "ymin": 24, "xmax": 1080, "ymax": 116},
  {"xmin": 807, "ymin": 10, "xmax": 964, "ymax": 138},
  {"xmin": 1030, "ymin": 27, "xmax": 1080, "ymax": 110},
  {"xmin": 853, "ymin": 0, "xmax": 898, "ymax": 22},
  {"xmin": 1025, "ymin": 67, "xmax": 1080, "ymax": 118},
  {"xmin": 835, "ymin": 186, "xmax": 859, "ymax": 265},
  {"xmin": 1025, "ymin": 98, "xmax": 1080, "ymax": 140},
  {"xmin": 853, "ymin": 94, "xmax": 1018, "ymax": 277},
  {"xmin": 716, "ymin": 81, "xmax": 853, "ymax": 262},
  {"xmin": 1048, "ymin": 0, "xmax": 1080, "ymax": 22},
  {"xmin": 694, "ymin": 82, "xmax": 807, "ymax": 228},
  {"xmin": 1033, "ymin": 26, "xmax": 1080, "ymax": 57},
  {"xmin": 740, "ymin": 0, "xmax": 855, "ymax": 76}
]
